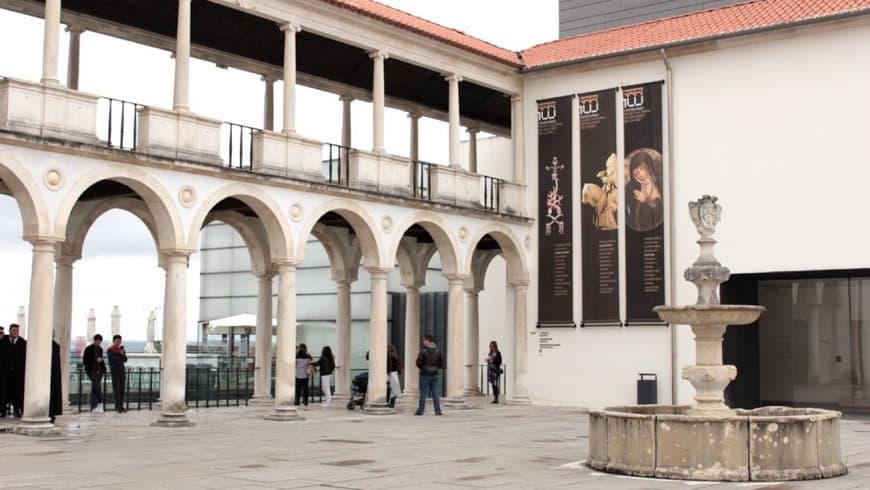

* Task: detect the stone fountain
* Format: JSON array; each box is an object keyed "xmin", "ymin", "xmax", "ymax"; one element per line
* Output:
[{"xmin": 587, "ymin": 196, "xmax": 846, "ymax": 481}]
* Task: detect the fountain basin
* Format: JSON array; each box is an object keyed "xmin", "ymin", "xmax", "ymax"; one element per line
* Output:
[
  {"xmin": 653, "ymin": 305, "xmax": 765, "ymax": 326},
  {"xmin": 587, "ymin": 405, "xmax": 846, "ymax": 481}
]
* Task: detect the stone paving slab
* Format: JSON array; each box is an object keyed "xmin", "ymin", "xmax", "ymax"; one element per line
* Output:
[{"xmin": 2, "ymin": 401, "xmax": 870, "ymax": 489}]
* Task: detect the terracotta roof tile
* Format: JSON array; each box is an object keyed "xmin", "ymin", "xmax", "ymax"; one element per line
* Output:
[
  {"xmin": 521, "ymin": 0, "xmax": 870, "ymax": 69},
  {"xmin": 318, "ymin": 0, "xmax": 522, "ymax": 67}
]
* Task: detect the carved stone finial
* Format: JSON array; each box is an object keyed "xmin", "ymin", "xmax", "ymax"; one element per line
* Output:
[{"xmin": 688, "ymin": 195, "xmax": 721, "ymax": 240}]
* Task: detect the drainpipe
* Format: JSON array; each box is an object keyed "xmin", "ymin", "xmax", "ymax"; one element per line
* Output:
[{"xmin": 660, "ymin": 48, "xmax": 677, "ymax": 405}]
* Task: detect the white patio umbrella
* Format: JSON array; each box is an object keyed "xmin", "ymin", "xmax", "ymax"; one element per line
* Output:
[
  {"xmin": 87, "ymin": 308, "xmax": 96, "ymax": 341},
  {"xmin": 111, "ymin": 305, "xmax": 121, "ymax": 337},
  {"xmin": 144, "ymin": 310, "xmax": 157, "ymax": 354},
  {"xmin": 17, "ymin": 305, "xmax": 25, "ymax": 337}
]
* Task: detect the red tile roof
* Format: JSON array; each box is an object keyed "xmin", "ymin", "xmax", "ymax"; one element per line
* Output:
[
  {"xmin": 317, "ymin": 0, "xmax": 522, "ymax": 67},
  {"xmin": 521, "ymin": 0, "xmax": 870, "ymax": 69}
]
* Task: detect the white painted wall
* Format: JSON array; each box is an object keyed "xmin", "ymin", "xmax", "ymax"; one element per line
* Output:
[{"xmin": 522, "ymin": 17, "xmax": 870, "ymax": 408}]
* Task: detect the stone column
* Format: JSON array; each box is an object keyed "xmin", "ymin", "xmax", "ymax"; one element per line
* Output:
[
  {"xmin": 16, "ymin": 239, "xmax": 58, "ymax": 435},
  {"xmin": 266, "ymin": 262, "xmax": 303, "ymax": 421},
  {"xmin": 446, "ymin": 74, "xmax": 462, "ymax": 168},
  {"xmin": 334, "ymin": 278, "xmax": 353, "ymax": 399},
  {"xmin": 363, "ymin": 267, "xmax": 392, "ymax": 414},
  {"xmin": 41, "ymin": 0, "xmax": 61, "ymax": 85},
  {"xmin": 511, "ymin": 96, "xmax": 525, "ymax": 184},
  {"xmin": 402, "ymin": 283, "xmax": 422, "ymax": 399},
  {"xmin": 173, "ymin": 0, "xmax": 192, "ymax": 112},
  {"xmin": 53, "ymin": 254, "xmax": 76, "ymax": 414},
  {"xmin": 444, "ymin": 275, "xmax": 469, "ymax": 408},
  {"xmin": 509, "ymin": 280, "xmax": 531, "ymax": 404},
  {"xmin": 262, "ymin": 75, "xmax": 275, "ymax": 131},
  {"xmin": 153, "ymin": 252, "xmax": 192, "ymax": 427},
  {"xmin": 409, "ymin": 111, "xmax": 421, "ymax": 189},
  {"xmin": 66, "ymin": 25, "xmax": 84, "ymax": 90},
  {"xmin": 370, "ymin": 50, "xmax": 388, "ymax": 154},
  {"xmin": 464, "ymin": 288, "xmax": 481, "ymax": 396},
  {"xmin": 251, "ymin": 271, "xmax": 275, "ymax": 405},
  {"xmin": 467, "ymin": 127, "xmax": 479, "ymax": 174},
  {"xmin": 340, "ymin": 95, "xmax": 353, "ymax": 148},
  {"xmin": 280, "ymin": 23, "xmax": 301, "ymax": 135}
]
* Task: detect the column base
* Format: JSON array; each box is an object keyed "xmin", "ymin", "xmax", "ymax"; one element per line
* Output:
[
  {"xmin": 248, "ymin": 395, "xmax": 275, "ymax": 406},
  {"xmin": 152, "ymin": 411, "xmax": 194, "ymax": 428},
  {"xmin": 362, "ymin": 400, "xmax": 394, "ymax": 415},
  {"xmin": 442, "ymin": 396, "xmax": 473, "ymax": 410},
  {"xmin": 264, "ymin": 405, "xmax": 304, "ymax": 421},
  {"xmin": 463, "ymin": 388, "xmax": 483, "ymax": 397},
  {"xmin": 13, "ymin": 418, "xmax": 60, "ymax": 437},
  {"xmin": 507, "ymin": 395, "xmax": 531, "ymax": 405}
]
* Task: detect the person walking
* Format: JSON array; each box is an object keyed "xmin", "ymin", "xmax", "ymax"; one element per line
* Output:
[
  {"xmin": 294, "ymin": 343, "xmax": 312, "ymax": 406},
  {"xmin": 7, "ymin": 324, "xmax": 26, "ymax": 417},
  {"xmin": 107, "ymin": 335, "xmax": 128, "ymax": 413},
  {"xmin": 49, "ymin": 338, "xmax": 62, "ymax": 423},
  {"xmin": 82, "ymin": 334, "xmax": 106, "ymax": 412},
  {"xmin": 486, "ymin": 340, "xmax": 503, "ymax": 404},
  {"xmin": 0, "ymin": 326, "xmax": 9, "ymax": 417},
  {"xmin": 414, "ymin": 334, "xmax": 443, "ymax": 416},
  {"xmin": 311, "ymin": 346, "xmax": 335, "ymax": 407},
  {"xmin": 387, "ymin": 344, "xmax": 401, "ymax": 408}
]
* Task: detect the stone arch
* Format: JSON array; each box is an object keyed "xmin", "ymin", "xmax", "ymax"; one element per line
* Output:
[
  {"xmin": 204, "ymin": 211, "xmax": 271, "ymax": 277},
  {"xmin": 396, "ymin": 237, "xmax": 437, "ymax": 288},
  {"xmin": 311, "ymin": 223, "xmax": 362, "ymax": 282},
  {"xmin": 188, "ymin": 183, "xmax": 294, "ymax": 263},
  {"xmin": 388, "ymin": 211, "xmax": 460, "ymax": 277},
  {"xmin": 469, "ymin": 249, "xmax": 502, "ymax": 291},
  {"xmin": 464, "ymin": 223, "xmax": 528, "ymax": 283},
  {"xmin": 0, "ymin": 149, "xmax": 52, "ymax": 238},
  {"xmin": 298, "ymin": 199, "xmax": 384, "ymax": 269},
  {"xmin": 65, "ymin": 197, "xmax": 159, "ymax": 259},
  {"xmin": 55, "ymin": 166, "xmax": 185, "ymax": 251}
]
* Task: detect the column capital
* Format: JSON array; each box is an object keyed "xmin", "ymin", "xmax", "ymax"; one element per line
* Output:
[
  {"xmin": 464, "ymin": 287, "xmax": 482, "ymax": 296},
  {"xmin": 509, "ymin": 279, "xmax": 530, "ymax": 289},
  {"xmin": 365, "ymin": 266, "xmax": 392, "ymax": 279},
  {"xmin": 25, "ymin": 236, "xmax": 62, "ymax": 249},
  {"xmin": 368, "ymin": 49, "xmax": 389, "ymax": 61},
  {"xmin": 276, "ymin": 259, "xmax": 301, "ymax": 272},
  {"xmin": 444, "ymin": 73, "xmax": 463, "ymax": 83},
  {"xmin": 279, "ymin": 22, "xmax": 302, "ymax": 33},
  {"xmin": 65, "ymin": 24, "xmax": 85, "ymax": 35},
  {"xmin": 55, "ymin": 254, "xmax": 79, "ymax": 268},
  {"xmin": 339, "ymin": 94, "xmax": 355, "ymax": 103},
  {"xmin": 335, "ymin": 278, "xmax": 356, "ymax": 287},
  {"xmin": 466, "ymin": 126, "xmax": 480, "ymax": 135},
  {"xmin": 407, "ymin": 110, "xmax": 422, "ymax": 120},
  {"xmin": 402, "ymin": 280, "xmax": 425, "ymax": 291},
  {"xmin": 256, "ymin": 269, "xmax": 277, "ymax": 281},
  {"xmin": 261, "ymin": 73, "xmax": 279, "ymax": 83},
  {"xmin": 444, "ymin": 273, "xmax": 469, "ymax": 286}
]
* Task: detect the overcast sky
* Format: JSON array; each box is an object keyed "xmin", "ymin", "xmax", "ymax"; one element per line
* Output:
[{"xmin": 0, "ymin": 1, "xmax": 557, "ymax": 343}]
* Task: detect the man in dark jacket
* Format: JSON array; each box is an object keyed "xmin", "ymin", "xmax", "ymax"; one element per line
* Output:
[
  {"xmin": 7, "ymin": 324, "xmax": 26, "ymax": 418},
  {"xmin": 106, "ymin": 335, "xmax": 128, "ymax": 413},
  {"xmin": 0, "ymin": 326, "xmax": 9, "ymax": 417},
  {"xmin": 82, "ymin": 334, "xmax": 105, "ymax": 412},
  {"xmin": 414, "ymin": 334, "xmax": 443, "ymax": 416}
]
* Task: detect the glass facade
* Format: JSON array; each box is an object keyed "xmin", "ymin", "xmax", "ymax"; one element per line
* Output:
[{"xmin": 758, "ymin": 278, "xmax": 870, "ymax": 409}]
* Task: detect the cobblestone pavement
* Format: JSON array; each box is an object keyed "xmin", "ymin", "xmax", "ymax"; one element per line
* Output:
[{"xmin": 2, "ymin": 398, "xmax": 869, "ymax": 489}]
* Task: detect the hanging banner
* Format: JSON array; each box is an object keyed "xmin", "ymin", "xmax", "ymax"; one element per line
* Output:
[
  {"xmin": 537, "ymin": 96, "xmax": 575, "ymax": 327},
  {"xmin": 623, "ymin": 82, "xmax": 665, "ymax": 323},
  {"xmin": 578, "ymin": 89, "xmax": 620, "ymax": 325}
]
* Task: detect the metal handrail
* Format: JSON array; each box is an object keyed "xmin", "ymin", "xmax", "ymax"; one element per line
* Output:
[
  {"xmin": 323, "ymin": 143, "xmax": 351, "ymax": 186},
  {"xmin": 413, "ymin": 160, "xmax": 435, "ymax": 200},
  {"xmin": 100, "ymin": 97, "xmax": 144, "ymax": 151},
  {"xmin": 223, "ymin": 122, "xmax": 256, "ymax": 170},
  {"xmin": 482, "ymin": 175, "xmax": 503, "ymax": 212}
]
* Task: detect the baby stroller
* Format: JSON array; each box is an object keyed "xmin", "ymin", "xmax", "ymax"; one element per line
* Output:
[{"xmin": 346, "ymin": 371, "xmax": 368, "ymax": 410}]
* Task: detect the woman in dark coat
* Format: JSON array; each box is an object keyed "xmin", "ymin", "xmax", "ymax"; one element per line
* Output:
[
  {"xmin": 486, "ymin": 340, "xmax": 502, "ymax": 404},
  {"xmin": 49, "ymin": 339, "xmax": 62, "ymax": 423}
]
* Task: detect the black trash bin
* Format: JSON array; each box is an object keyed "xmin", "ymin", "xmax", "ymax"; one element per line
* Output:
[{"xmin": 637, "ymin": 373, "xmax": 657, "ymax": 405}]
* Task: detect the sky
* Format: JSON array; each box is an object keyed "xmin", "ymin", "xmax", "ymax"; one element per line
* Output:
[{"xmin": 0, "ymin": 0, "xmax": 557, "ymax": 343}]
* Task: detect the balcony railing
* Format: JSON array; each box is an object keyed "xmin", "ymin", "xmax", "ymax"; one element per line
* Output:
[
  {"xmin": 323, "ymin": 143, "xmax": 351, "ymax": 186},
  {"xmin": 482, "ymin": 175, "xmax": 503, "ymax": 211},
  {"xmin": 223, "ymin": 122, "xmax": 255, "ymax": 170},
  {"xmin": 99, "ymin": 97, "xmax": 143, "ymax": 151},
  {"xmin": 413, "ymin": 160, "xmax": 434, "ymax": 200}
]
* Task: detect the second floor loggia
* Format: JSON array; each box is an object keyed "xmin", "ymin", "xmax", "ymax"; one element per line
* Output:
[{"xmin": 0, "ymin": 0, "xmax": 528, "ymax": 217}]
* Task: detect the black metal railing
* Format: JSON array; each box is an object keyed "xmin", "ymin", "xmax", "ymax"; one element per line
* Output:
[
  {"xmin": 100, "ymin": 98, "xmax": 143, "ymax": 151},
  {"xmin": 479, "ymin": 363, "xmax": 507, "ymax": 398},
  {"xmin": 482, "ymin": 175, "xmax": 503, "ymax": 211},
  {"xmin": 414, "ymin": 160, "xmax": 435, "ymax": 200},
  {"xmin": 323, "ymin": 143, "xmax": 351, "ymax": 186},
  {"xmin": 73, "ymin": 366, "xmax": 160, "ymax": 412},
  {"xmin": 223, "ymin": 122, "xmax": 255, "ymax": 170}
]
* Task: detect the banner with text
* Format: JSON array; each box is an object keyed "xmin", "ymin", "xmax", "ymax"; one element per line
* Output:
[
  {"xmin": 537, "ymin": 96, "xmax": 575, "ymax": 327},
  {"xmin": 623, "ymin": 82, "xmax": 665, "ymax": 323},
  {"xmin": 578, "ymin": 89, "xmax": 620, "ymax": 324}
]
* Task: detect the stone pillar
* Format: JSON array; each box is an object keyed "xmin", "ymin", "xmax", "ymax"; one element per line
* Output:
[
  {"xmin": 334, "ymin": 278, "xmax": 353, "ymax": 399},
  {"xmin": 280, "ymin": 23, "xmax": 301, "ymax": 135},
  {"xmin": 66, "ymin": 25, "xmax": 84, "ymax": 90},
  {"xmin": 363, "ymin": 267, "xmax": 392, "ymax": 414},
  {"xmin": 16, "ymin": 239, "xmax": 59, "ymax": 435},
  {"xmin": 467, "ymin": 127, "xmax": 479, "ymax": 174},
  {"xmin": 370, "ymin": 50, "xmax": 388, "ymax": 154},
  {"xmin": 340, "ymin": 95, "xmax": 353, "ymax": 148},
  {"xmin": 41, "ymin": 0, "xmax": 61, "ymax": 85},
  {"xmin": 464, "ymin": 288, "xmax": 481, "ymax": 396},
  {"xmin": 251, "ymin": 271, "xmax": 275, "ymax": 405},
  {"xmin": 53, "ymin": 254, "xmax": 76, "ymax": 414},
  {"xmin": 266, "ymin": 262, "xmax": 303, "ymax": 421},
  {"xmin": 444, "ymin": 275, "xmax": 469, "ymax": 408},
  {"xmin": 402, "ymin": 284, "xmax": 422, "ymax": 399},
  {"xmin": 509, "ymin": 280, "xmax": 531, "ymax": 404},
  {"xmin": 153, "ymin": 252, "xmax": 192, "ymax": 427},
  {"xmin": 511, "ymin": 96, "xmax": 525, "ymax": 184},
  {"xmin": 446, "ymin": 74, "xmax": 462, "ymax": 168},
  {"xmin": 409, "ymin": 111, "xmax": 421, "ymax": 189},
  {"xmin": 262, "ymin": 75, "xmax": 275, "ymax": 131},
  {"xmin": 173, "ymin": 0, "xmax": 192, "ymax": 112},
  {"xmin": 808, "ymin": 281, "xmax": 825, "ymax": 384}
]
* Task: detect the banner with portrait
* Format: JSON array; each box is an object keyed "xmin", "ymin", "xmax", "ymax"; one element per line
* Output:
[
  {"xmin": 537, "ymin": 96, "xmax": 575, "ymax": 327},
  {"xmin": 578, "ymin": 89, "xmax": 619, "ymax": 325},
  {"xmin": 623, "ymin": 82, "xmax": 665, "ymax": 323}
]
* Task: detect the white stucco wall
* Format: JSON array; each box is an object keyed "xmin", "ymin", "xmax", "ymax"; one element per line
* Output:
[{"xmin": 522, "ymin": 17, "xmax": 870, "ymax": 408}]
